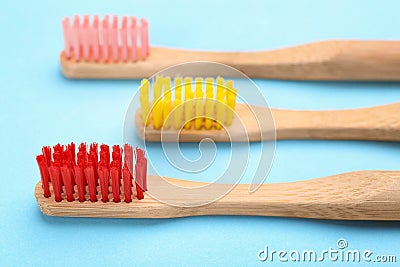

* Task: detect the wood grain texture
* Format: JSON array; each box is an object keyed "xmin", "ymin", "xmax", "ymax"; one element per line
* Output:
[
  {"xmin": 135, "ymin": 102, "xmax": 400, "ymax": 142},
  {"xmin": 35, "ymin": 170, "xmax": 400, "ymax": 220},
  {"xmin": 60, "ymin": 40, "xmax": 400, "ymax": 80}
]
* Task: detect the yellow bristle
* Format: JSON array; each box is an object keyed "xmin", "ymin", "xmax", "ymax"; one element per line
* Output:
[
  {"xmin": 215, "ymin": 76, "xmax": 225, "ymax": 130},
  {"xmin": 194, "ymin": 78, "xmax": 204, "ymax": 130},
  {"xmin": 139, "ymin": 79, "xmax": 150, "ymax": 126},
  {"xmin": 204, "ymin": 77, "xmax": 214, "ymax": 130},
  {"xmin": 152, "ymin": 77, "xmax": 163, "ymax": 129},
  {"xmin": 225, "ymin": 80, "xmax": 236, "ymax": 126},
  {"xmin": 184, "ymin": 77, "xmax": 194, "ymax": 129},
  {"xmin": 173, "ymin": 77, "xmax": 183, "ymax": 130},
  {"xmin": 163, "ymin": 77, "xmax": 172, "ymax": 129}
]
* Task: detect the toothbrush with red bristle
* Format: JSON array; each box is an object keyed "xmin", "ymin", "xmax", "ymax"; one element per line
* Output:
[
  {"xmin": 60, "ymin": 14, "xmax": 400, "ymax": 80},
  {"xmin": 35, "ymin": 142, "xmax": 147, "ymax": 204},
  {"xmin": 35, "ymin": 143, "xmax": 400, "ymax": 220}
]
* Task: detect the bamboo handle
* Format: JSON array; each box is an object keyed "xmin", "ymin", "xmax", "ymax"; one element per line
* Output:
[
  {"xmin": 60, "ymin": 40, "xmax": 400, "ymax": 80},
  {"xmin": 136, "ymin": 102, "xmax": 400, "ymax": 142},
  {"xmin": 272, "ymin": 102, "xmax": 400, "ymax": 141},
  {"xmin": 35, "ymin": 170, "xmax": 400, "ymax": 220}
]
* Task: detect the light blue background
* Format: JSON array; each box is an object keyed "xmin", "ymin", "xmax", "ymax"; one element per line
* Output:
[{"xmin": 1, "ymin": 0, "xmax": 400, "ymax": 266}]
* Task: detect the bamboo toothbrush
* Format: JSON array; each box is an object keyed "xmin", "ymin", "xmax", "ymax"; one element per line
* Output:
[
  {"xmin": 60, "ymin": 15, "xmax": 400, "ymax": 80},
  {"xmin": 135, "ymin": 76, "xmax": 400, "ymax": 142},
  {"xmin": 35, "ymin": 143, "xmax": 400, "ymax": 220}
]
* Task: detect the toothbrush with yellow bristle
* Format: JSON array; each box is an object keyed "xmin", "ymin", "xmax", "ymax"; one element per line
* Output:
[{"xmin": 135, "ymin": 76, "xmax": 400, "ymax": 142}]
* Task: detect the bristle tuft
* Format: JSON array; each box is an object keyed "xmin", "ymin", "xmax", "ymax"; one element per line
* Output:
[
  {"xmin": 138, "ymin": 76, "xmax": 238, "ymax": 130},
  {"xmin": 37, "ymin": 143, "xmax": 147, "ymax": 203},
  {"xmin": 62, "ymin": 15, "xmax": 149, "ymax": 62}
]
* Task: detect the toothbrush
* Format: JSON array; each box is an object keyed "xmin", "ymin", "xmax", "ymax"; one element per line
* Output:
[
  {"xmin": 135, "ymin": 76, "xmax": 400, "ymax": 142},
  {"xmin": 35, "ymin": 143, "xmax": 400, "ymax": 220},
  {"xmin": 60, "ymin": 15, "xmax": 400, "ymax": 80}
]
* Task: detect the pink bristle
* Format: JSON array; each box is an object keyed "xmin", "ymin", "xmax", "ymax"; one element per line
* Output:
[
  {"xmin": 85, "ymin": 161, "xmax": 97, "ymax": 202},
  {"xmin": 36, "ymin": 155, "xmax": 51, "ymax": 197},
  {"xmin": 122, "ymin": 164, "xmax": 132, "ymax": 203},
  {"xmin": 98, "ymin": 165, "xmax": 110, "ymax": 203},
  {"xmin": 130, "ymin": 17, "xmax": 137, "ymax": 61},
  {"xmin": 49, "ymin": 165, "xmax": 62, "ymax": 202},
  {"xmin": 62, "ymin": 17, "xmax": 72, "ymax": 59},
  {"xmin": 110, "ymin": 161, "xmax": 121, "ymax": 202},
  {"xmin": 121, "ymin": 17, "xmax": 128, "ymax": 62},
  {"xmin": 63, "ymin": 15, "xmax": 149, "ymax": 62},
  {"xmin": 91, "ymin": 15, "xmax": 100, "ymax": 62},
  {"xmin": 72, "ymin": 15, "xmax": 80, "ymax": 62},
  {"xmin": 73, "ymin": 165, "xmax": 86, "ymax": 202},
  {"xmin": 82, "ymin": 15, "xmax": 90, "ymax": 61},
  {"xmin": 60, "ymin": 166, "xmax": 74, "ymax": 202},
  {"xmin": 101, "ymin": 15, "xmax": 110, "ymax": 62},
  {"xmin": 140, "ymin": 18, "xmax": 149, "ymax": 59},
  {"xmin": 111, "ymin": 16, "xmax": 119, "ymax": 62}
]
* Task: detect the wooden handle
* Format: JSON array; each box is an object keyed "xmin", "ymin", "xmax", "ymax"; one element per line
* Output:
[
  {"xmin": 60, "ymin": 40, "xmax": 400, "ymax": 80},
  {"xmin": 136, "ymin": 102, "xmax": 400, "ymax": 142},
  {"xmin": 35, "ymin": 170, "xmax": 400, "ymax": 220},
  {"xmin": 273, "ymin": 102, "xmax": 400, "ymax": 141}
]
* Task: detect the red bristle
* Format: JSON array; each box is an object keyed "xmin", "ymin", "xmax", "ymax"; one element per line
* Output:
[
  {"xmin": 42, "ymin": 146, "xmax": 52, "ymax": 167},
  {"xmin": 134, "ymin": 147, "xmax": 147, "ymax": 200},
  {"xmin": 62, "ymin": 152, "xmax": 76, "ymax": 187},
  {"xmin": 49, "ymin": 165, "xmax": 63, "ymax": 202},
  {"xmin": 37, "ymin": 143, "xmax": 147, "ymax": 202},
  {"xmin": 135, "ymin": 147, "xmax": 148, "ymax": 191},
  {"xmin": 142, "ymin": 157, "xmax": 148, "ymax": 191},
  {"xmin": 73, "ymin": 165, "xmax": 86, "ymax": 202},
  {"xmin": 135, "ymin": 164, "xmax": 144, "ymax": 200},
  {"xmin": 68, "ymin": 142, "xmax": 76, "ymax": 164},
  {"xmin": 85, "ymin": 162, "xmax": 97, "ymax": 202},
  {"xmin": 100, "ymin": 144, "xmax": 110, "ymax": 167},
  {"xmin": 110, "ymin": 161, "xmax": 121, "ymax": 202},
  {"xmin": 60, "ymin": 166, "xmax": 74, "ymax": 202},
  {"xmin": 53, "ymin": 144, "xmax": 63, "ymax": 166},
  {"xmin": 99, "ymin": 165, "xmax": 109, "ymax": 203},
  {"xmin": 36, "ymin": 155, "xmax": 51, "ymax": 197},
  {"xmin": 124, "ymin": 144, "xmax": 133, "ymax": 175},
  {"xmin": 112, "ymin": 145, "xmax": 122, "ymax": 180},
  {"xmin": 89, "ymin": 143, "xmax": 99, "ymax": 186},
  {"xmin": 122, "ymin": 163, "xmax": 132, "ymax": 203},
  {"xmin": 77, "ymin": 142, "xmax": 87, "ymax": 184},
  {"xmin": 89, "ymin": 142, "xmax": 98, "ymax": 175}
]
